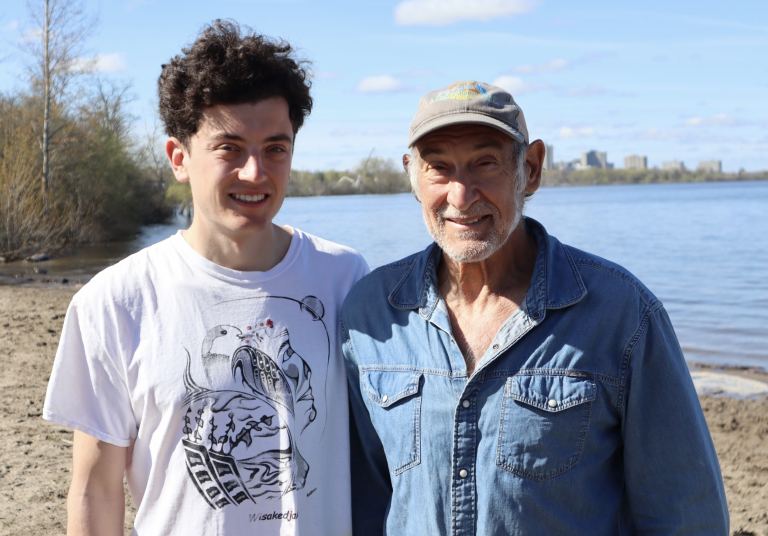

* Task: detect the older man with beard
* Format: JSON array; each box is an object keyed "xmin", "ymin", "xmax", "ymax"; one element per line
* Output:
[{"xmin": 341, "ymin": 81, "xmax": 728, "ymax": 535}]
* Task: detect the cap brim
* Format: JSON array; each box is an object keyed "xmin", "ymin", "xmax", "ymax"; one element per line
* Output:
[{"xmin": 408, "ymin": 112, "xmax": 526, "ymax": 147}]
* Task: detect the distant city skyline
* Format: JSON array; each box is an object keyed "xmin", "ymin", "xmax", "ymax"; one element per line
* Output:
[
  {"xmin": 548, "ymin": 146, "xmax": 723, "ymax": 172},
  {"xmin": 0, "ymin": 0, "xmax": 765, "ymax": 171}
]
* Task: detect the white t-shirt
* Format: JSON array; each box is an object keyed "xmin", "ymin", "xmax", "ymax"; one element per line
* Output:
[{"xmin": 44, "ymin": 229, "xmax": 368, "ymax": 535}]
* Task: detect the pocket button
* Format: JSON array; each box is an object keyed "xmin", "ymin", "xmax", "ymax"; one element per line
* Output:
[
  {"xmin": 462, "ymin": 400, "xmax": 470, "ymax": 408},
  {"xmin": 548, "ymin": 399, "xmax": 558, "ymax": 408},
  {"xmin": 381, "ymin": 395, "xmax": 389, "ymax": 403}
]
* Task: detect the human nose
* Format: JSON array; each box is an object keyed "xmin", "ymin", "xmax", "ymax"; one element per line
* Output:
[
  {"xmin": 238, "ymin": 154, "xmax": 264, "ymax": 182},
  {"xmin": 446, "ymin": 169, "xmax": 479, "ymax": 211}
]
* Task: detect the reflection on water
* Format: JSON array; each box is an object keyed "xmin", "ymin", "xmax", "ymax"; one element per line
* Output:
[
  {"xmin": 1, "ymin": 181, "xmax": 766, "ymax": 371},
  {"xmin": 0, "ymin": 214, "xmax": 190, "ymax": 282}
]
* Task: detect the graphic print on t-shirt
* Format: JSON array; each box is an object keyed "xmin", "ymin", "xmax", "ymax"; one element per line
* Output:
[{"xmin": 178, "ymin": 295, "xmax": 329, "ymax": 510}]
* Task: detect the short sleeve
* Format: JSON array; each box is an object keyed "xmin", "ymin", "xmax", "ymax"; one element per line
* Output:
[
  {"xmin": 356, "ymin": 254, "xmax": 371, "ymax": 282},
  {"xmin": 43, "ymin": 292, "xmax": 136, "ymax": 447}
]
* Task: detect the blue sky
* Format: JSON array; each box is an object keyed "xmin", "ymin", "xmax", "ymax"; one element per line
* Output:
[{"xmin": 1, "ymin": 0, "xmax": 766, "ymax": 171}]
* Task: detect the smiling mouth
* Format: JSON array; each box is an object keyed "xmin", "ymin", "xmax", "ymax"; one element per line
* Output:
[
  {"xmin": 447, "ymin": 215, "xmax": 488, "ymax": 225},
  {"xmin": 231, "ymin": 193, "xmax": 266, "ymax": 203}
]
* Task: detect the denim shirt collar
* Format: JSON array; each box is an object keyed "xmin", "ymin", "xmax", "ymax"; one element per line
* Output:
[{"xmin": 388, "ymin": 217, "xmax": 587, "ymax": 318}]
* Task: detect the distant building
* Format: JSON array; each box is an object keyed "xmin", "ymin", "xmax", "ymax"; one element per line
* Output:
[
  {"xmin": 581, "ymin": 150, "xmax": 612, "ymax": 169},
  {"xmin": 662, "ymin": 160, "xmax": 686, "ymax": 171},
  {"xmin": 543, "ymin": 144, "xmax": 554, "ymax": 170},
  {"xmin": 554, "ymin": 159, "xmax": 580, "ymax": 171},
  {"xmin": 624, "ymin": 155, "xmax": 648, "ymax": 170},
  {"xmin": 697, "ymin": 160, "xmax": 722, "ymax": 173}
]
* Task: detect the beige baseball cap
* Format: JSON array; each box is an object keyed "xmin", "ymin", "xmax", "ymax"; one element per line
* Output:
[{"xmin": 408, "ymin": 80, "xmax": 529, "ymax": 147}]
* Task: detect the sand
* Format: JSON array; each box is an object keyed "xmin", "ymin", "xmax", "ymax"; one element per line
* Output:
[{"xmin": 0, "ymin": 285, "xmax": 766, "ymax": 536}]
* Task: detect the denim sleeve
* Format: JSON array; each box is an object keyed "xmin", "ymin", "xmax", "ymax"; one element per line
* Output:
[
  {"xmin": 622, "ymin": 306, "xmax": 729, "ymax": 535},
  {"xmin": 340, "ymin": 316, "xmax": 392, "ymax": 535}
]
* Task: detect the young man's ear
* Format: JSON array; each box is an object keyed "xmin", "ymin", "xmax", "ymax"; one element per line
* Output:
[{"xmin": 166, "ymin": 137, "xmax": 190, "ymax": 183}]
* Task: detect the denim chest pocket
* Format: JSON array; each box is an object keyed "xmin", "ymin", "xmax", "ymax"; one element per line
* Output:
[
  {"xmin": 497, "ymin": 373, "xmax": 596, "ymax": 481},
  {"xmin": 362, "ymin": 370, "xmax": 422, "ymax": 475}
]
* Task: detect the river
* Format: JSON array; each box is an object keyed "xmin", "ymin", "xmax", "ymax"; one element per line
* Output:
[{"xmin": 2, "ymin": 180, "xmax": 766, "ymax": 371}]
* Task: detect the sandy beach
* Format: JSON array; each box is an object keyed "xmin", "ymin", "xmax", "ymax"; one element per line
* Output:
[{"xmin": 0, "ymin": 284, "xmax": 766, "ymax": 536}]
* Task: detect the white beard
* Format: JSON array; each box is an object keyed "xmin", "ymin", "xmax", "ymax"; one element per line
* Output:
[{"xmin": 424, "ymin": 193, "xmax": 524, "ymax": 264}]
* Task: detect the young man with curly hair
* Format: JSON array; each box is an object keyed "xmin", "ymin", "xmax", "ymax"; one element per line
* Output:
[{"xmin": 43, "ymin": 21, "xmax": 367, "ymax": 535}]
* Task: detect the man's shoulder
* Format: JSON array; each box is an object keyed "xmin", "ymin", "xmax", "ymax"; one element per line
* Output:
[
  {"xmin": 297, "ymin": 229, "xmax": 366, "ymax": 264},
  {"xmin": 73, "ymin": 236, "xmax": 177, "ymax": 307},
  {"xmin": 293, "ymin": 229, "xmax": 369, "ymax": 284},
  {"xmin": 342, "ymin": 249, "xmax": 425, "ymax": 314},
  {"xmin": 562, "ymin": 243, "xmax": 660, "ymax": 310}
]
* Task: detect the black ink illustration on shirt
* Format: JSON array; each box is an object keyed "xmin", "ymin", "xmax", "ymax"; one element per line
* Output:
[{"xmin": 179, "ymin": 295, "xmax": 329, "ymax": 510}]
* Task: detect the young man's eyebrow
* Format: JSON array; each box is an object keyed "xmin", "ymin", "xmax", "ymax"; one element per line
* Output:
[
  {"xmin": 265, "ymin": 133, "xmax": 294, "ymax": 144},
  {"xmin": 208, "ymin": 132, "xmax": 245, "ymax": 142},
  {"xmin": 209, "ymin": 132, "xmax": 293, "ymax": 143}
]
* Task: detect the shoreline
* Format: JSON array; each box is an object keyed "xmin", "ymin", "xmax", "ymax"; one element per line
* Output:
[
  {"xmin": 0, "ymin": 286, "xmax": 766, "ymax": 535},
  {"xmin": 2, "ymin": 276, "xmax": 766, "ymax": 376}
]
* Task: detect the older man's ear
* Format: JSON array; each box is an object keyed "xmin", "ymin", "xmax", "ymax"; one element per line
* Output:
[
  {"xmin": 403, "ymin": 154, "xmax": 421, "ymax": 203},
  {"xmin": 524, "ymin": 140, "xmax": 546, "ymax": 195}
]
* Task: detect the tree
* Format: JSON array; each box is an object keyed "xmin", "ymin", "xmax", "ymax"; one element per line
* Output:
[
  {"xmin": 137, "ymin": 119, "xmax": 174, "ymax": 188},
  {"xmin": 23, "ymin": 0, "xmax": 97, "ymax": 205}
]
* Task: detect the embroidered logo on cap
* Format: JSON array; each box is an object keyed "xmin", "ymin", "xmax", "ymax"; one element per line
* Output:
[{"xmin": 430, "ymin": 81, "xmax": 495, "ymax": 104}]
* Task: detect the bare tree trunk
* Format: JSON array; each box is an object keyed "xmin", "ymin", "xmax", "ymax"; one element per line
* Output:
[{"xmin": 41, "ymin": 0, "xmax": 51, "ymax": 205}]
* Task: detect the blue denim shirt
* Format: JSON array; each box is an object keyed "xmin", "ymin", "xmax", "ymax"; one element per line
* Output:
[{"xmin": 341, "ymin": 218, "xmax": 728, "ymax": 536}]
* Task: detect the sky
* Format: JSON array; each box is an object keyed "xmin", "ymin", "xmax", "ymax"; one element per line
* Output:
[{"xmin": 1, "ymin": 0, "xmax": 767, "ymax": 172}]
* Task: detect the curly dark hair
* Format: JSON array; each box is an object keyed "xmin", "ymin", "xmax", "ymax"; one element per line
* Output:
[{"xmin": 158, "ymin": 20, "xmax": 312, "ymax": 144}]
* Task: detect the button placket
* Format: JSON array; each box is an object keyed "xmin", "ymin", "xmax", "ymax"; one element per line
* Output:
[{"xmin": 452, "ymin": 389, "xmax": 477, "ymax": 535}]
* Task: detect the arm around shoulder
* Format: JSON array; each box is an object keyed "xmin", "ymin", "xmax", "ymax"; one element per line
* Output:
[{"xmin": 67, "ymin": 431, "xmax": 129, "ymax": 536}]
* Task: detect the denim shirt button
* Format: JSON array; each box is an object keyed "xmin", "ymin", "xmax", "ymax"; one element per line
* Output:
[
  {"xmin": 533, "ymin": 311, "xmax": 541, "ymax": 319},
  {"xmin": 462, "ymin": 399, "xmax": 470, "ymax": 408},
  {"xmin": 548, "ymin": 399, "xmax": 558, "ymax": 408},
  {"xmin": 492, "ymin": 344, "xmax": 499, "ymax": 350},
  {"xmin": 382, "ymin": 395, "xmax": 389, "ymax": 403},
  {"xmin": 459, "ymin": 469, "xmax": 468, "ymax": 478}
]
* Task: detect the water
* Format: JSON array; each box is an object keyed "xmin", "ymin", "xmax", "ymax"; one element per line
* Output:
[
  {"xmin": 0, "ymin": 216, "xmax": 192, "ymax": 282},
  {"xmin": 2, "ymin": 181, "xmax": 766, "ymax": 370}
]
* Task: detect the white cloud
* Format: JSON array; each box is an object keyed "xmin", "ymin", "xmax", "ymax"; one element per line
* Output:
[
  {"xmin": 71, "ymin": 53, "xmax": 127, "ymax": 73},
  {"xmin": 395, "ymin": 0, "xmax": 535, "ymax": 25},
  {"xmin": 685, "ymin": 113, "xmax": 744, "ymax": 127},
  {"xmin": 559, "ymin": 126, "xmax": 595, "ymax": 138},
  {"xmin": 356, "ymin": 75, "xmax": 404, "ymax": 93},
  {"xmin": 1, "ymin": 20, "xmax": 20, "ymax": 32},
  {"xmin": 492, "ymin": 75, "xmax": 547, "ymax": 95},
  {"xmin": 512, "ymin": 58, "xmax": 568, "ymax": 74}
]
